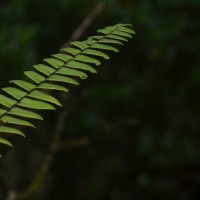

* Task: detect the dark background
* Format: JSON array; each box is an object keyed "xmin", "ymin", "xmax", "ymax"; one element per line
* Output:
[{"xmin": 0, "ymin": 0, "xmax": 200, "ymax": 199}]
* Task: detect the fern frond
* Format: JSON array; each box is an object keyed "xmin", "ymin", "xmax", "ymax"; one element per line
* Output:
[{"xmin": 0, "ymin": 23, "xmax": 135, "ymax": 155}]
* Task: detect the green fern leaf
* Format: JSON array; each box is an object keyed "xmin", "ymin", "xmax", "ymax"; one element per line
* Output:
[
  {"xmin": 70, "ymin": 41, "xmax": 88, "ymax": 50},
  {"xmin": 24, "ymin": 71, "xmax": 45, "ymax": 83},
  {"xmin": 91, "ymin": 43, "xmax": 119, "ymax": 52},
  {"xmin": 0, "ymin": 126, "xmax": 25, "ymax": 137},
  {"xmin": 56, "ymin": 68, "xmax": 88, "ymax": 79},
  {"xmin": 75, "ymin": 55, "xmax": 101, "ymax": 66},
  {"xmin": 8, "ymin": 107, "xmax": 43, "ymax": 120},
  {"xmin": 1, "ymin": 116, "xmax": 35, "ymax": 127},
  {"xmin": 38, "ymin": 83, "xmax": 69, "ymax": 91},
  {"xmin": 0, "ymin": 23, "xmax": 135, "ymax": 155},
  {"xmin": 97, "ymin": 29, "xmax": 113, "ymax": 35},
  {"xmin": 10, "ymin": 80, "xmax": 36, "ymax": 91},
  {"xmin": 0, "ymin": 94, "xmax": 17, "ymax": 107},
  {"xmin": 43, "ymin": 58, "xmax": 64, "ymax": 68},
  {"xmin": 105, "ymin": 34, "xmax": 128, "ymax": 42},
  {"xmin": 118, "ymin": 26, "xmax": 136, "ymax": 34},
  {"xmin": 33, "ymin": 64, "xmax": 55, "ymax": 76},
  {"xmin": 28, "ymin": 90, "xmax": 62, "ymax": 106},
  {"xmin": 66, "ymin": 61, "xmax": 97, "ymax": 73},
  {"xmin": 19, "ymin": 98, "xmax": 56, "ymax": 110},
  {"xmin": 47, "ymin": 74, "xmax": 79, "ymax": 85},
  {"xmin": 61, "ymin": 48, "xmax": 81, "ymax": 56},
  {"xmin": 112, "ymin": 30, "xmax": 133, "ymax": 38},
  {"xmin": 88, "ymin": 36, "xmax": 104, "ymax": 40},
  {"xmin": 0, "ymin": 137, "xmax": 13, "ymax": 147},
  {"xmin": 82, "ymin": 49, "xmax": 110, "ymax": 59},
  {"xmin": 2, "ymin": 87, "xmax": 27, "ymax": 100},
  {"xmin": 98, "ymin": 39, "xmax": 123, "ymax": 45},
  {"xmin": 0, "ymin": 108, "xmax": 6, "ymax": 115},
  {"xmin": 52, "ymin": 54, "xmax": 73, "ymax": 62}
]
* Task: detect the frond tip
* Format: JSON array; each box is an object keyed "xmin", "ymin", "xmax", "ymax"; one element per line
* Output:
[{"xmin": 0, "ymin": 23, "xmax": 135, "ymax": 156}]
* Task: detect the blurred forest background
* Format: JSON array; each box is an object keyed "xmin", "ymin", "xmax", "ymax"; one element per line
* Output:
[{"xmin": 0, "ymin": 0, "xmax": 200, "ymax": 199}]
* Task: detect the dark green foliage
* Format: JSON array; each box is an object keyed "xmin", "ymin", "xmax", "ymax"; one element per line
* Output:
[{"xmin": 0, "ymin": 0, "xmax": 200, "ymax": 200}]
